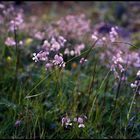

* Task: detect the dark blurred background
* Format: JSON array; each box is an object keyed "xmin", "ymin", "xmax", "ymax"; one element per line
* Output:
[{"xmin": 2, "ymin": 1, "xmax": 140, "ymax": 33}]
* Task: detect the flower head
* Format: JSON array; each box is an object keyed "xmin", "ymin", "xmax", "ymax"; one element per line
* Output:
[
  {"xmin": 9, "ymin": 13, "xmax": 24, "ymax": 31},
  {"xmin": 78, "ymin": 123, "xmax": 85, "ymax": 128},
  {"xmin": 109, "ymin": 26, "xmax": 118, "ymax": 42},
  {"xmin": 14, "ymin": 120, "xmax": 22, "ymax": 127},
  {"xmin": 5, "ymin": 37, "xmax": 16, "ymax": 46},
  {"xmin": 53, "ymin": 54, "xmax": 65, "ymax": 68},
  {"xmin": 136, "ymin": 70, "xmax": 140, "ymax": 77},
  {"xmin": 61, "ymin": 116, "xmax": 72, "ymax": 128},
  {"xmin": 78, "ymin": 117, "xmax": 84, "ymax": 124},
  {"xmin": 80, "ymin": 58, "xmax": 87, "ymax": 64}
]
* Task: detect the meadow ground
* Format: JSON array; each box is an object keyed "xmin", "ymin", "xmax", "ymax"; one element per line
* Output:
[{"xmin": 0, "ymin": 1, "xmax": 140, "ymax": 139}]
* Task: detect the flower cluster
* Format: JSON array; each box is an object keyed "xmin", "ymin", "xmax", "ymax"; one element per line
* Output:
[
  {"xmin": 111, "ymin": 51, "xmax": 125, "ymax": 73},
  {"xmin": 5, "ymin": 37, "xmax": 23, "ymax": 47},
  {"xmin": 91, "ymin": 31, "xmax": 107, "ymax": 46},
  {"xmin": 61, "ymin": 116, "xmax": 72, "ymax": 128},
  {"xmin": 33, "ymin": 52, "xmax": 66, "ymax": 70},
  {"xmin": 1, "ymin": 4, "xmax": 25, "ymax": 32},
  {"xmin": 64, "ymin": 43, "xmax": 85, "ymax": 56},
  {"xmin": 34, "ymin": 31, "xmax": 45, "ymax": 40},
  {"xmin": 52, "ymin": 54, "xmax": 65, "ymax": 68},
  {"xmin": 14, "ymin": 120, "xmax": 22, "ymax": 128},
  {"xmin": 42, "ymin": 36, "xmax": 66, "ymax": 52},
  {"xmin": 0, "ymin": 3, "xmax": 5, "ymax": 9},
  {"xmin": 47, "ymin": 14, "xmax": 90, "ymax": 40},
  {"xmin": 32, "ymin": 36, "xmax": 66, "ymax": 70},
  {"xmin": 5, "ymin": 37, "xmax": 16, "ymax": 47},
  {"xmin": 130, "ymin": 70, "xmax": 140, "ymax": 95},
  {"xmin": 32, "ymin": 51, "xmax": 49, "ymax": 62},
  {"xmin": 80, "ymin": 57, "xmax": 87, "ymax": 64},
  {"xmin": 109, "ymin": 26, "xmax": 118, "ymax": 42},
  {"xmin": 61, "ymin": 115, "xmax": 87, "ymax": 129},
  {"xmin": 9, "ymin": 12, "xmax": 24, "ymax": 31},
  {"xmin": 73, "ymin": 115, "xmax": 87, "ymax": 128},
  {"xmin": 91, "ymin": 24, "xmax": 140, "ymax": 79},
  {"xmin": 0, "ymin": 4, "xmax": 25, "ymax": 48}
]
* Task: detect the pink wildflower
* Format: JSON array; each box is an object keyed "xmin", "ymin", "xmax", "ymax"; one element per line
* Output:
[{"xmin": 5, "ymin": 37, "xmax": 16, "ymax": 46}]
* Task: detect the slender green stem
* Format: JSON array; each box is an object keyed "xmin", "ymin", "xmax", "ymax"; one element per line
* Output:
[
  {"xmin": 112, "ymin": 41, "xmax": 137, "ymax": 48},
  {"xmin": 87, "ymin": 61, "xmax": 97, "ymax": 95},
  {"xmin": 66, "ymin": 39, "xmax": 99, "ymax": 64},
  {"xmin": 55, "ymin": 68, "xmax": 60, "ymax": 94},
  {"xmin": 25, "ymin": 74, "xmax": 49, "ymax": 98},
  {"xmin": 127, "ymin": 85, "xmax": 138, "ymax": 121},
  {"xmin": 98, "ymin": 70, "xmax": 111, "ymax": 92},
  {"xmin": 125, "ymin": 87, "xmax": 138, "ymax": 135},
  {"xmin": 114, "ymin": 71, "xmax": 124, "ymax": 110},
  {"xmin": 127, "ymin": 93, "xmax": 136, "ymax": 120},
  {"xmin": 88, "ymin": 70, "xmax": 111, "ymax": 119},
  {"xmin": 13, "ymin": 28, "xmax": 20, "ymax": 91}
]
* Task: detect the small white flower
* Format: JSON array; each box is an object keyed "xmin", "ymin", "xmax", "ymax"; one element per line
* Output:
[
  {"xmin": 64, "ymin": 48, "xmax": 70, "ymax": 55},
  {"xmin": 0, "ymin": 4, "xmax": 5, "ymax": 9},
  {"xmin": 102, "ymin": 37, "xmax": 106, "ymax": 41},
  {"xmin": 91, "ymin": 34, "xmax": 98, "ymax": 40},
  {"xmin": 32, "ymin": 53, "xmax": 39, "ymax": 62},
  {"xmin": 136, "ymin": 70, "xmax": 140, "ymax": 77},
  {"xmin": 73, "ymin": 117, "xmax": 77, "ymax": 122},
  {"xmin": 19, "ymin": 40, "xmax": 23, "ymax": 46},
  {"xmin": 66, "ymin": 122, "xmax": 72, "ymax": 126},
  {"xmin": 5, "ymin": 37, "xmax": 16, "ymax": 46},
  {"xmin": 130, "ymin": 83, "xmax": 137, "ymax": 88},
  {"xmin": 70, "ymin": 50, "xmax": 75, "ymax": 56},
  {"xmin": 78, "ymin": 124, "xmax": 85, "ymax": 128},
  {"xmin": 80, "ymin": 58, "xmax": 87, "ymax": 64}
]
